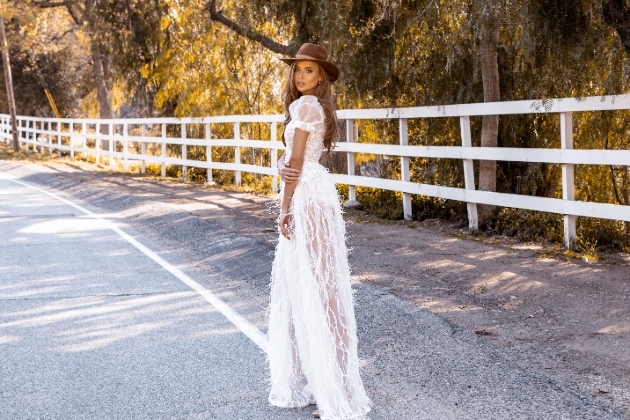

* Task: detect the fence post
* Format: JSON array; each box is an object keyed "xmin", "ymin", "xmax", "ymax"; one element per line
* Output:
[
  {"xmin": 47, "ymin": 121, "xmax": 52, "ymax": 155},
  {"xmin": 82, "ymin": 122, "xmax": 87, "ymax": 158},
  {"xmin": 161, "ymin": 123, "xmax": 167, "ymax": 177},
  {"xmin": 109, "ymin": 123, "xmax": 114, "ymax": 166},
  {"xmin": 69, "ymin": 122, "xmax": 75, "ymax": 158},
  {"xmin": 36, "ymin": 120, "xmax": 39, "ymax": 150},
  {"xmin": 561, "ymin": 112, "xmax": 576, "ymax": 248},
  {"xmin": 57, "ymin": 120, "xmax": 62, "ymax": 154},
  {"xmin": 123, "ymin": 123, "xmax": 129, "ymax": 171},
  {"xmin": 31, "ymin": 121, "xmax": 35, "ymax": 152},
  {"xmin": 39, "ymin": 121, "xmax": 44, "ymax": 153},
  {"xmin": 271, "ymin": 122, "xmax": 278, "ymax": 193},
  {"xmin": 345, "ymin": 119, "xmax": 360, "ymax": 207},
  {"xmin": 19, "ymin": 119, "xmax": 25, "ymax": 150},
  {"xmin": 141, "ymin": 123, "xmax": 146, "ymax": 174},
  {"xmin": 181, "ymin": 123, "xmax": 188, "ymax": 180},
  {"xmin": 399, "ymin": 118, "xmax": 412, "ymax": 220},
  {"xmin": 32, "ymin": 121, "xmax": 36, "ymax": 152},
  {"xmin": 33, "ymin": 121, "xmax": 38, "ymax": 153},
  {"xmin": 95, "ymin": 122, "xmax": 101, "ymax": 163},
  {"xmin": 205, "ymin": 122, "xmax": 215, "ymax": 186},
  {"xmin": 30, "ymin": 120, "xmax": 34, "ymax": 152},
  {"xmin": 21, "ymin": 119, "xmax": 26, "ymax": 150},
  {"xmin": 460, "ymin": 116, "xmax": 479, "ymax": 230},
  {"xmin": 234, "ymin": 122, "xmax": 241, "ymax": 186},
  {"xmin": 33, "ymin": 121, "xmax": 38, "ymax": 152},
  {"xmin": 19, "ymin": 118, "xmax": 23, "ymax": 149}
]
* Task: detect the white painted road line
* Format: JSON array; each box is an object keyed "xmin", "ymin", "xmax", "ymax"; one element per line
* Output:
[{"xmin": 0, "ymin": 172, "xmax": 269, "ymax": 353}]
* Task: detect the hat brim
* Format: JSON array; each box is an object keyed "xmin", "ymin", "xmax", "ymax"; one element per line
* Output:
[{"xmin": 279, "ymin": 57, "xmax": 339, "ymax": 82}]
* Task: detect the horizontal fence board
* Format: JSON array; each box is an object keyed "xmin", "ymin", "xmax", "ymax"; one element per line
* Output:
[
  {"xmin": 336, "ymin": 94, "xmax": 630, "ymax": 119},
  {"xmin": 17, "ymin": 129, "xmax": 286, "ymax": 149},
  {"xmin": 332, "ymin": 174, "xmax": 630, "ymax": 222},
  {"xmin": 334, "ymin": 143, "xmax": 630, "ymax": 165}
]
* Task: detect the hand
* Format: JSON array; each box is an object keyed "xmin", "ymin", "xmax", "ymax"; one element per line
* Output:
[
  {"xmin": 279, "ymin": 212, "xmax": 293, "ymax": 240},
  {"xmin": 278, "ymin": 158, "xmax": 301, "ymax": 183}
]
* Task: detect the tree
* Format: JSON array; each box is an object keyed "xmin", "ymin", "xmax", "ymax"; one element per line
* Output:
[
  {"xmin": 33, "ymin": 1, "xmax": 114, "ymax": 121},
  {"xmin": 0, "ymin": 1, "xmax": 19, "ymax": 151}
]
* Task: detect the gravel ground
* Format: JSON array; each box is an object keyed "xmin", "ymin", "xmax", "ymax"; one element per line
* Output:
[{"xmin": 1, "ymin": 156, "xmax": 628, "ymax": 419}]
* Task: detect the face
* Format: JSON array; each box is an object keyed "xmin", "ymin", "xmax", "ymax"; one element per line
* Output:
[{"xmin": 293, "ymin": 60, "xmax": 323, "ymax": 95}]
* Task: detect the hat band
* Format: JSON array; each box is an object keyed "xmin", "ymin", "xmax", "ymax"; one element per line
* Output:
[{"xmin": 294, "ymin": 54, "xmax": 322, "ymax": 61}]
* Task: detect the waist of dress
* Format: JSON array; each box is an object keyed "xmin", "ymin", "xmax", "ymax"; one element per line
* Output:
[{"xmin": 301, "ymin": 160, "xmax": 326, "ymax": 171}]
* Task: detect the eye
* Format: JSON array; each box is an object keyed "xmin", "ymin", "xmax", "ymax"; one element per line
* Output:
[{"xmin": 306, "ymin": 69, "xmax": 312, "ymax": 73}]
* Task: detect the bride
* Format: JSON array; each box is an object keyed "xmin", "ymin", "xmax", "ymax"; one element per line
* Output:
[{"xmin": 267, "ymin": 43, "xmax": 371, "ymax": 420}]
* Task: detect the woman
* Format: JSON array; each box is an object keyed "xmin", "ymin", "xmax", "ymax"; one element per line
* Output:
[{"xmin": 268, "ymin": 43, "xmax": 371, "ymax": 420}]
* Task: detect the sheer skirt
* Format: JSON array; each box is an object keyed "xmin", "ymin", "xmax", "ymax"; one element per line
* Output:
[{"xmin": 268, "ymin": 162, "xmax": 371, "ymax": 420}]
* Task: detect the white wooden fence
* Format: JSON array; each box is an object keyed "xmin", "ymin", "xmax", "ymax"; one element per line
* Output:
[{"xmin": 3, "ymin": 94, "xmax": 630, "ymax": 248}]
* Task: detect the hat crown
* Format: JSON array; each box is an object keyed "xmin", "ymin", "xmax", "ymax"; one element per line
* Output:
[
  {"xmin": 279, "ymin": 43, "xmax": 339, "ymax": 82},
  {"xmin": 296, "ymin": 43, "xmax": 328, "ymax": 61}
]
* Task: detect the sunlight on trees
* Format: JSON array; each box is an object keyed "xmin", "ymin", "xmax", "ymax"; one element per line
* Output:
[{"xmin": 1, "ymin": 0, "xmax": 630, "ymax": 248}]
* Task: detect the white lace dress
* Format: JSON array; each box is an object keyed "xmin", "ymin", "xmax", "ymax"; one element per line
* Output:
[{"xmin": 268, "ymin": 95, "xmax": 371, "ymax": 420}]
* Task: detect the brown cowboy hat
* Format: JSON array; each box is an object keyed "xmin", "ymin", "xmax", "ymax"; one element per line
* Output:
[{"xmin": 280, "ymin": 43, "xmax": 340, "ymax": 82}]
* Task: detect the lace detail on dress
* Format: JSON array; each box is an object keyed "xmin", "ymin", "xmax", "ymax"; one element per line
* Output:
[
  {"xmin": 268, "ymin": 95, "xmax": 371, "ymax": 420},
  {"xmin": 284, "ymin": 95, "xmax": 327, "ymax": 163}
]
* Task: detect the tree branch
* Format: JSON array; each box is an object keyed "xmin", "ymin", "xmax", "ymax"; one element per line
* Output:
[
  {"xmin": 609, "ymin": 165, "xmax": 625, "ymax": 204},
  {"xmin": 32, "ymin": 0, "xmax": 81, "ymax": 25},
  {"xmin": 403, "ymin": 0, "xmax": 437, "ymax": 33},
  {"xmin": 204, "ymin": 0, "xmax": 292, "ymax": 55},
  {"xmin": 604, "ymin": 134, "xmax": 625, "ymax": 205},
  {"xmin": 50, "ymin": 27, "xmax": 76, "ymax": 42},
  {"xmin": 603, "ymin": 0, "xmax": 630, "ymax": 54},
  {"xmin": 31, "ymin": 1, "xmax": 69, "ymax": 7}
]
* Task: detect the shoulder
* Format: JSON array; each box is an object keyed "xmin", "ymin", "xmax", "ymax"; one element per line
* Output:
[
  {"xmin": 292, "ymin": 95, "xmax": 324, "ymax": 116},
  {"xmin": 290, "ymin": 95, "xmax": 322, "ymax": 109}
]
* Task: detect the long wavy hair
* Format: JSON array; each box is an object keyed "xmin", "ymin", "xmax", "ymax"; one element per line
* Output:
[{"xmin": 281, "ymin": 62, "xmax": 338, "ymax": 153}]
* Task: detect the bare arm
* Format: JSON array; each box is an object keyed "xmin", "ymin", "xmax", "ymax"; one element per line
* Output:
[
  {"xmin": 278, "ymin": 153, "xmax": 301, "ymax": 183},
  {"xmin": 279, "ymin": 128, "xmax": 308, "ymax": 239}
]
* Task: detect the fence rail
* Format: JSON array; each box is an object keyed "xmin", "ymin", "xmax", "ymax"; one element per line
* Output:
[{"xmin": 3, "ymin": 93, "xmax": 630, "ymax": 248}]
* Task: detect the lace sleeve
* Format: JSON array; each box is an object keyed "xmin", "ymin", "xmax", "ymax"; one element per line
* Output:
[{"xmin": 292, "ymin": 96, "xmax": 325, "ymax": 133}]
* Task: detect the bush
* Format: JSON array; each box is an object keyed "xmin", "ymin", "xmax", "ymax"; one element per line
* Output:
[{"xmin": 481, "ymin": 207, "xmax": 630, "ymax": 251}]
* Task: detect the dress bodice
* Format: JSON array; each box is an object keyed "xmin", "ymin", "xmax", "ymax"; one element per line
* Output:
[{"xmin": 284, "ymin": 95, "xmax": 326, "ymax": 163}]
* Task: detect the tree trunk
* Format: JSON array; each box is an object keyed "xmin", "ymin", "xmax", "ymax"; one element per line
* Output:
[
  {"xmin": 625, "ymin": 165, "xmax": 630, "ymax": 236},
  {"xmin": 0, "ymin": 9, "xmax": 20, "ymax": 152},
  {"xmin": 477, "ymin": 19, "xmax": 501, "ymax": 220},
  {"xmin": 91, "ymin": 41, "xmax": 113, "ymax": 149}
]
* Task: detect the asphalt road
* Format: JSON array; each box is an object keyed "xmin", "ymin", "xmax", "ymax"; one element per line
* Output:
[{"xmin": 0, "ymin": 161, "xmax": 625, "ymax": 419}]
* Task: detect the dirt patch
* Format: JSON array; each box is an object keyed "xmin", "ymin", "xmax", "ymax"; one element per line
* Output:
[
  {"xmin": 344, "ymin": 212, "xmax": 630, "ymax": 413},
  {"xmin": 3, "ymin": 146, "xmax": 630, "ymax": 414}
]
